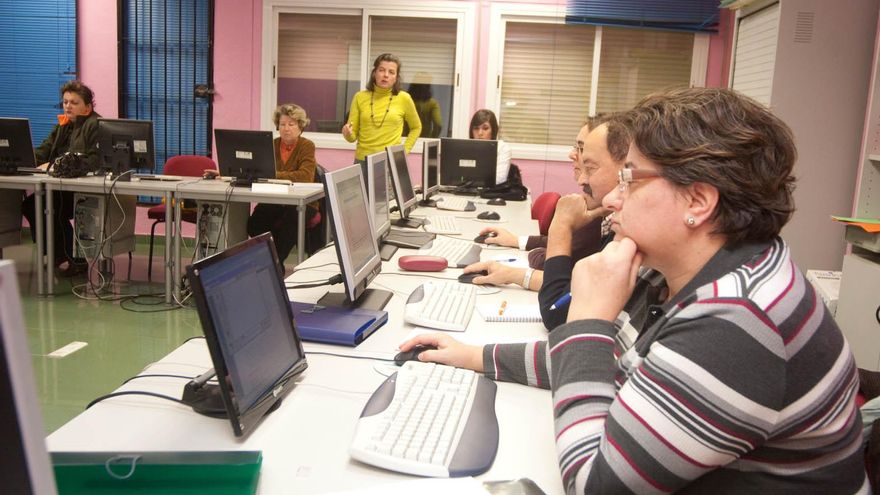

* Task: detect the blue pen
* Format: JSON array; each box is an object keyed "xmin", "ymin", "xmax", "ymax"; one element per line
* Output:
[
  {"xmin": 496, "ymin": 258, "xmax": 518, "ymax": 262},
  {"xmin": 550, "ymin": 292, "xmax": 572, "ymax": 311}
]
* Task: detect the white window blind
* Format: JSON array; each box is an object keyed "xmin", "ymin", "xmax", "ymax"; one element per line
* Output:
[
  {"xmin": 499, "ymin": 22, "xmax": 595, "ymax": 146},
  {"xmin": 731, "ymin": 3, "xmax": 780, "ymax": 107},
  {"xmin": 596, "ymin": 27, "xmax": 694, "ymax": 114}
]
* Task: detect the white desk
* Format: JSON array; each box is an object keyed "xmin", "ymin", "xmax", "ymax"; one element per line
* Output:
[
  {"xmin": 0, "ymin": 174, "xmax": 46, "ymax": 294},
  {"xmin": 46, "ymin": 196, "xmax": 565, "ymax": 494}
]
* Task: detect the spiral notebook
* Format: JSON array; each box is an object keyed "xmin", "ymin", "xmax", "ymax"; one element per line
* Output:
[{"xmin": 477, "ymin": 304, "xmax": 542, "ymax": 323}]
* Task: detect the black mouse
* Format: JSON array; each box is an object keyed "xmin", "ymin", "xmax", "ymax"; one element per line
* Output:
[
  {"xmin": 487, "ymin": 198, "xmax": 507, "ymax": 206},
  {"xmin": 202, "ymin": 173, "xmax": 216, "ymax": 180},
  {"xmin": 473, "ymin": 232, "xmax": 497, "ymax": 244},
  {"xmin": 477, "ymin": 211, "xmax": 501, "ymax": 221},
  {"xmin": 458, "ymin": 270, "xmax": 489, "ymax": 284},
  {"xmin": 394, "ymin": 345, "xmax": 437, "ymax": 366}
]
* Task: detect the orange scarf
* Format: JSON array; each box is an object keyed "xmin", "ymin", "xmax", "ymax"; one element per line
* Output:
[{"xmin": 280, "ymin": 139, "xmax": 297, "ymax": 165}]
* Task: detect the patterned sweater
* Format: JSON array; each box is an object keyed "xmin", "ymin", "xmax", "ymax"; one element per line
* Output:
[
  {"xmin": 345, "ymin": 87, "xmax": 421, "ymax": 160},
  {"xmin": 483, "ymin": 238, "xmax": 867, "ymax": 494}
]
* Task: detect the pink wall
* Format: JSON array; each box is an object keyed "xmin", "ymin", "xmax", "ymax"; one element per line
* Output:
[{"xmin": 78, "ymin": 0, "xmax": 119, "ymax": 118}]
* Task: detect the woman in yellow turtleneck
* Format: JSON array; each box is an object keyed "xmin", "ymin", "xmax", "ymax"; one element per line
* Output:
[{"xmin": 341, "ymin": 53, "xmax": 421, "ymax": 162}]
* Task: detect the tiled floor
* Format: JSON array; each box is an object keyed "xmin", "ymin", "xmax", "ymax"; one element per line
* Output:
[{"xmin": 7, "ymin": 240, "xmax": 205, "ymax": 434}]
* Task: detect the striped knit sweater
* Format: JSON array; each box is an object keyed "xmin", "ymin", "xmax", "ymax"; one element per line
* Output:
[{"xmin": 483, "ymin": 238, "xmax": 868, "ymax": 494}]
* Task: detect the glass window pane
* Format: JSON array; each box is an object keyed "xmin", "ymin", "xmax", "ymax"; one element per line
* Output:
[
  {"xmin": 596, "ymin": 27, "xmax": 694, "ymax": 114},
  {"xmin": 277, "ymin": 13, "xmax": 362, "ymax": 133},
  {"xmin": 370, "ymin": 16, "xmax": 457, "ymax": 139},
  {"xmin": 499, "ymin": 22, "xmax": 594, "ymax": 146}
]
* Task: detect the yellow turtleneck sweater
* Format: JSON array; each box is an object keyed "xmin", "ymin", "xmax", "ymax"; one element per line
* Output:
[{"xmin": 344, "ymin": 86, "xmax": 422, "ymax": 160}]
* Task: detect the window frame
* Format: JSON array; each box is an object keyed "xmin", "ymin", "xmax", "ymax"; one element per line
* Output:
[
  {"xmin": 486, "ymin": 3, "xmax": 710, "ymax": 161},
  {"xmin": 261, "ymin": 0, "xmax": 476, "ymax": 151}
]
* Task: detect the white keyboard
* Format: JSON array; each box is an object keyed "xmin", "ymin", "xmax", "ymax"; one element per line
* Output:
[
  {"xmin": 350, "ymin": 361, "xmax": 499, "ymax": 477},
  {"xmin": 419, "ymin": 237, "xmax": 481, "ymax": 268},
  {"xmin": 404, "ymin": 281, "xmax": 476, "ymax": 331},
  {"xmin": 436, "ymin": 197, "xmax": 475, "ymax": 212},
  {"xmin": 424, "ymin": 215, "xmax": 460, "ymax": 235}
]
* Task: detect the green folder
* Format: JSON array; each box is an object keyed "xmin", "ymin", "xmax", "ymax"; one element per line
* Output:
[{"xmin": 52, "ymin": 451, "xmax": 261, "ymax": 495}]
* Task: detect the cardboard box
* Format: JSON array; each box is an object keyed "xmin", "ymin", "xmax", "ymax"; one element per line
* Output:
[{"xmin": 806, "ymin": 270, "xmax": 841, "ymax": 318}]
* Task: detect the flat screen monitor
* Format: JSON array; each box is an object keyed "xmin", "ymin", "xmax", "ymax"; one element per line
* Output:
[
  {"xmin": 186, "ymin": 234, "xmax": 308, "ymax": 437},
  {"xmin": 440, "ymin": 138, "xmax": 498, "ymax": 188},
  {"xmin": 366, "ymin": 151, "xmax": 391, "ymax": 241},
  {"xmin": 419, "ymin": 139, "xmax": 440, "ymax": 206},
  {"xmin": 386, "ymin": 144, "xmax": 422, "ymax": 228},
  {"xmin": 214, "ymin": 129, "xmax": 276, "ymax": 186},
  {"xmin": 319, "ymin": 164, "xmax": 391, "ymax": 311},
  {"xmin": 0, "ymin": 118, "xmax": 36, "ymax": 173},
  {"xmin": 96, "ymin": 118, "xmax": 155, "ymax": 180},
  {"xmin": 0, "ymin": 260, "xmax": 58, "ymax": 494}
]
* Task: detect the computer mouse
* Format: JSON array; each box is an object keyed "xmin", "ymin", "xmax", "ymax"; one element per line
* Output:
[
  {"xmin": 473, "ymin": 232, "xmax": 497, "ymax": 244},
  {"xmin": 458, "ymin": 270, "xmax": 489, "ymax": 284},
  {"xmin": 394, "ymin": 345, "xmax": 437, "ymax": 366},
  {"xmin": 487, "ymin": 198, "xmax": 507, "ymax": 206},
  {"xmin": 477, "ymin": 211, "xmax": 501, "ymax": 221},
  {"xmin": 202, "ymin": 173, "xmax": 216, "ymax": 180},
  {"xmin": 398, "ymin": 255, "xmax": 448, "ymax": 272}
]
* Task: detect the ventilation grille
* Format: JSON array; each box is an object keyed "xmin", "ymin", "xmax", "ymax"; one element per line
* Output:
[{"xmin": 794, "ymin": 11, "xmax": 814, "ymax": 43}]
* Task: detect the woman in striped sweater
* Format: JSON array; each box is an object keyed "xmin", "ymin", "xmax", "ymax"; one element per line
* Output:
[{"xmin": 401, "ymin": 88, "xmax": 867, "ymax": 493}]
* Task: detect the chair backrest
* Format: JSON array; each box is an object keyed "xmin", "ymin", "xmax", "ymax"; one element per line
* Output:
[
  {"xmin": 163, "ymin": 155, "xmax": 216, "ymax": 177},
  {"xmin": 531, "ymin": 191, "xmax": 561, "ymax": 236}
]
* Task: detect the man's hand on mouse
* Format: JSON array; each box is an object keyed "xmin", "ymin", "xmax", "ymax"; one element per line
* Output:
[
  {"xmin": 398, "ymin": 333, "xmax": 484, "ymax": 372},
  {"xmin": 463, "ymin": 260, "xmax": 524, "ymax": 287},
  {"xmin": 203, "ymin": 169, "xmax": 219, "ymax": 179},
  {"xmin": 477, "ymin": 227, "xmax": 517, "ymax": 247}
]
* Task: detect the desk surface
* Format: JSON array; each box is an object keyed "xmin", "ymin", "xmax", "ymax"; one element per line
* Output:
[{"xmin": 46, "ymin": 195, "xmax": 564, "ymax": 494}]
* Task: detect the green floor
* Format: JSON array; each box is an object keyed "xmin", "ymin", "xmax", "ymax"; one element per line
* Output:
[{"xmin": 7, "ymin": 239, "xmax": 205, "ymax": 434}]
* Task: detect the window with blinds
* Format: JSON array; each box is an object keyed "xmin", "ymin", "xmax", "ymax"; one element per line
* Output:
[
  {"xmin": 499, "ymin": 22, "xmax": 595, "ymax": 146},
  {"xmin": 731, "ymin": 3, "xmax": 780, "ymax": 107},
  {"xmin": 498, "ymin": 22, "xmax": 696, "ymax": 146},
  {"xmin": 0, "ymin": 0, "xmax": 76, "ymax": 143},
  {"xmin": 277, "ymin": 13, "xmax": 362, "ymax": 133}
]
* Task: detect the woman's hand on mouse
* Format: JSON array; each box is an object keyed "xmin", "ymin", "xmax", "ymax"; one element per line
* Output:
[
  {"xmin": 463, "ymin": 260, "xmax": 522, "ymax": 287},
  {"xmin": 478, "ymin": 226, "xmax": 517, "ymax": 247},
  {"xmin": 398, "ymin": 333, "xmax": 484, "ymax": 372}
]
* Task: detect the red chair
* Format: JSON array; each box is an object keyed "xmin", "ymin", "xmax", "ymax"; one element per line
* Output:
[
  {"xmin": 147, "ymin": 155, "xmax": 217, "ymax": 280},
  {"xmin": 531, "ymin": 192, "xmax": 561, "ymax": 236}
]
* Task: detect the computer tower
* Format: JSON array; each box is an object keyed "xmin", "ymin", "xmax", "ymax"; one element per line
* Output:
[
  {"xmin": 0, "ymin": 190, "xmax": 22, "ymax": 249},
  {"xmin": 195, "ymin": 201, "xmax": 248, "ymax": 259},
  {"xmin": 72, "ymin": 193, "xmax": 136, "ymax": 260}
]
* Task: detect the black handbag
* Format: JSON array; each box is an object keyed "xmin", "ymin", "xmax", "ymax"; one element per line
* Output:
[
  {"xmin": 480, "ymin": 163, "xmax": 528, "ymax": 201},
  {"xmin": 48, "ymin": 152, "xmax": 91, "ymax": 178}
]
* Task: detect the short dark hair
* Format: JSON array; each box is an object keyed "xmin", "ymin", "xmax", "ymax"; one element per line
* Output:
[
  {"xmin": 60, "ymin": 80, "xmax": 94, "ymax": 107},
  {"xmin": 622, "ymin": 87, "xmax": 797, "ymax": 245},
  {"xmin": 585, "ymin": 113, "xmax": 628, "ymax": 163},
  {"xmin": 469, "ymin": 109, "xmax": 499, "ymax": 139},
  {"xmin": 367, "ymin": 53, "xmax": 402, "ymax": 95}
]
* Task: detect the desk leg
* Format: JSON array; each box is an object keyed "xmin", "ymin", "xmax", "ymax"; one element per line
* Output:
[
  {"xmin": 35, "ymin": 185, "xmax": 45, "ymax": 296},
  {"xmin": 173, "ymin": 198, "xmax": 182, "ymax": 303},
  {"xmin": 46, "ymin": 188, "xmax": 54, "ymax": 294},
  {"xmin": 297, "ymin": 204, "xmax": 306, "ymax": 264},
  {"xmin": 164, "ymin": 191, "xmax": 172, "ymax": 305}
]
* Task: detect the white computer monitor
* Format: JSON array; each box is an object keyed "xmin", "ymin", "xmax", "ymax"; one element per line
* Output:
[
  {"xmin": 419, "ymin": 139, "xmax": 440, "ymax": 207},
  {"xmin": 0, "ymin": 260, "xmax": 58, "ymax": 494},
  {"xmin": 386, "ymin": 144, "xmax": 422, "ymax": 228},
  {"xmin": 366, "ymin": 151, "xmax": 391, "ymax": 240},
  {"xmin": 319, "ymin": 164, "xmax": 391, "ymax": 311}
]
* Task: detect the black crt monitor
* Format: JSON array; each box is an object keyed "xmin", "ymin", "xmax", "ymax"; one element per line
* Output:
[
  {"xmin": 186, "ymin": 233, "xmax": 308, "ymax": 438},
  {"xmin": 366, "ymin": 151, "xmax": 399, "ymax": 261},
  {"xmin": 419, "ymin": 139, "xmax": 440, "ymax": 207},
  {"xmin": 0, "ymin": 260, "xmax": 58, "ymax": 494},
  {"xmin": 96, "ymin": 118, "xmax": 155, "ymax": 181},
  {"xmin": 386, "ymin": 144, "xmax": 423, "ymax": 228},
  {"xmin": 0, "ymin": 118, "xmax": 37, "ymax": 174},
  {"xmin": 214, "ymin": 129, "xmax": 276, "ymax": 187},
  {"xmin": 440, "ymin": 138, "xmax": 498, "ymax": 188},
  {"xmin": 319, "ymin": 163, "xmax": 391, "ymax": 311}
]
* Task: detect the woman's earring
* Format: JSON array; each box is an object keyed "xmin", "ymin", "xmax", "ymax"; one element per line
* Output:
[{"xmin": 686, "ymin": 216, "xmax": 696, "ymax": 226}]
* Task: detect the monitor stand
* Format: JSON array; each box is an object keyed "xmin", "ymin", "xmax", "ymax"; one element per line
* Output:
[
  {"xmin": 392, "ymin": 216, "xmax": 424, "ymax": 229},
  {"xmin": 317, "ymin": 288, "xmax": 392, "ymax": 312},
  {"xmin": 418, "ymin": 198, "xmax": 436, "ymax": 207},
  {"xmin": 379, "ymin": 242, "xmax": 398, "ymax": 261}
]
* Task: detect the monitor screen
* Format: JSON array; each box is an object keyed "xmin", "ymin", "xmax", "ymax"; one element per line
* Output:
[
  {"xmin": 440, "ymin": 138, "xmax": 498, "ymax": 187},
  {"xmin": 422, "ymin": 139, "xmax": 440, "ymax": 201},
  {"xmin": 0, "ymin": 118, "xmax": 36, "ymax": 172},
  {"xmin": 214, "ymin": 129, "xmax": 276, "ymax": 186},
  {"xmin": 96, "ymin": 118, "xmax": 155, "ymax": 175},
  {"xmin": 323, "ymin": 164, "xmax": 383, "ymax": 305},
  {"xmin": 366, "ymin": 151, "xmax": 391, "ymax": 240},
  {"xmin": 187, "ymin": 234, "xmax": 308, "ymax": 437},
  {"xmin": 386, "ymin": 144, "xmax": 416, "ymax": 217},
  {"xmin": 0, "ymin": 261, "xmax": 58, "ymax": 494}
]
